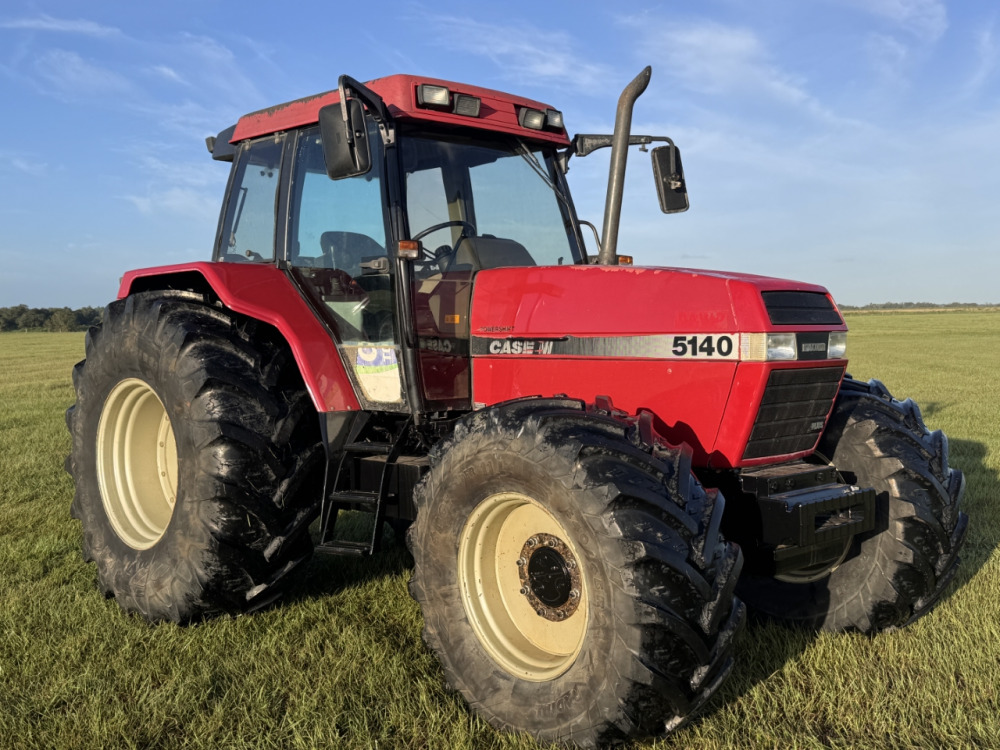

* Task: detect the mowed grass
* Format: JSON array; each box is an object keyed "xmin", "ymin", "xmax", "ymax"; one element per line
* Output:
[{"xmin": 0, "ymin": 312, "xmax": 997, "ymax": 749}]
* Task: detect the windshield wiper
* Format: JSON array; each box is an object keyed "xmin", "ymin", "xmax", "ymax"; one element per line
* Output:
[{"xmin": 514, "ymin": 139, "xmax": 572, "ymax": 212}]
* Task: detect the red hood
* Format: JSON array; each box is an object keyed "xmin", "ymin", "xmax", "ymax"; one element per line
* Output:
[{"xmin": 470, "ymin": 264, "xmax": 841, "ymax": 337}]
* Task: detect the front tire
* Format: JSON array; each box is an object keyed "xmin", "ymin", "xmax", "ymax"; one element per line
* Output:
[
  {"xmin": 408, "ymin": 399, "xmax": 744, "ymax": 747},
  {"xmin": 65, "ymin": 291, "xmax": 324, "ymax": 623},
  {"xmin": 737, "ymin": 377, "xmax": 968, "ymax": 632}
]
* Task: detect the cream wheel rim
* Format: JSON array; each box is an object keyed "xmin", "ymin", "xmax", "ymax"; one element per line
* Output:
[
  {"xmin": 458, "ymin": 492, "xmax": 588, "ymax": 681},
  {"xmin": 96, "ymin": 378, "xmax": 178, "ymax": 550}
]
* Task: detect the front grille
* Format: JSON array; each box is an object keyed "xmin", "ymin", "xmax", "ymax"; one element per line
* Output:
[
  {"xmin": 761, "ymin": 291, "xmax": 842, "ymax": 325},
  {"xmin": 743, "ymin": 366, "xmax": 844, "ymax": 460}
]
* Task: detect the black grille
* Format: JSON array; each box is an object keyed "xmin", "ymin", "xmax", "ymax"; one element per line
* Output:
[
  {"xmin": 743, "ymin": 366, "xmax": 845, "ymax": 460},
  {"xmin": 762, "ymin": 291, "xmax": 842, "ymax": 325}
]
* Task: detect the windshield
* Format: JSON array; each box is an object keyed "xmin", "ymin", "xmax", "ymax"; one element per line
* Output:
[{"xmin": 400, "ymin": 132, "xmax": 582, "ymax": 269}]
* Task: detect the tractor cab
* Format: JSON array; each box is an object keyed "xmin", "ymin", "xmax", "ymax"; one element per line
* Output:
[{"xmin": 212, "ymin": 75, "xmax": 595, "ymax": 415}]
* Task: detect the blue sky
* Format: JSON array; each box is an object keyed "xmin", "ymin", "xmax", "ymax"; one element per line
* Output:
[{"xmin": 1, "ymin": 0, "xmax": 996, "ymax": 308}]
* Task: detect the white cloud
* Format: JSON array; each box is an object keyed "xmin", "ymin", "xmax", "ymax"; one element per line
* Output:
[
  {"xmin": 10, "ymin": 157, "xmax": 47, "ymax": 177},
  {"xmin": 0, "ymin": 14, "xmax": 120, "ymax": 37},
  {"xmin": 124, "ymin": 187, "xmax": 218, "ymax": 221},
  {"xmin": 32, "ymin": 49, "xmax": 131, "ymax": 98},
  {"xmin": 623, "ymin": 18, "xmax": 852, "ymax": 125},
  {"xmin": 0, "ymin": 152, "xmax": 48, "ymax": 177},
  {"xmin": 963, "ymin": 22, "xmax": 998, "ymax": 96},
  {"xmin": 866, "ymin": 33, "xmax": 910, "ymax": 84},
  {"xmin": 842, "ymin": 0, "xmax": 947, "ymax": 41},
  {"xmin": 122, "ymin": 156, "xmax": 223, "ymax": 222},
  {"xmin": 423, "ymin": 15, "xmax": 614, "ymax": 93},
  {"xmin": 150, "ymin": 65, "xmax": 187, "ymax": 85}
]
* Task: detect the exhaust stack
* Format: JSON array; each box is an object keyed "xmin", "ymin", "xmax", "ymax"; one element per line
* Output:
[{"xmin": 597, "ymin": 66, "xmax": 652, "ymax": 266}]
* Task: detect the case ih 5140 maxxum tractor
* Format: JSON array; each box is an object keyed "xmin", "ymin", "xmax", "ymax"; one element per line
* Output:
[{"xmin": 66, "ymin": 68, "xmax": 967, "ymax": 746}]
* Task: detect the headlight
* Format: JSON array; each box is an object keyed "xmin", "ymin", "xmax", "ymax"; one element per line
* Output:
[
  {"xmin": 741, "ymin": 333, "xmax": 798, "ymax": 361},
  {"xmin": 828, "ymin": 331, "xmax": 847, "ymax": 358},
  {"xmin": 766, "ymin": 333, "xmax": 797, "ymax": 360}
]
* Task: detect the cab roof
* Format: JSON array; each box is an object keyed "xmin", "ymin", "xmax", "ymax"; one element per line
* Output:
[{"xmin": 230, "ymin": 74, "xmax": 570, "ymax": 147}]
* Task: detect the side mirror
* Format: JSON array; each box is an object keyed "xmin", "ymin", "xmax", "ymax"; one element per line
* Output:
[
  {"xmin": 319, "ymin": 97, "xmax": 371, "ymax": 180},
  {"xmin": 651, "ymin": 145, "xmax": 689, "ymax": 214}
]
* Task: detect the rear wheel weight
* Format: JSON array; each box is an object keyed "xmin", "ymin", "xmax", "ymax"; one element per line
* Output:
[
  {"xmin": 408, "ymin": 399, "xmax": 745, "ymax": 747},
  {"xmin": 737, "ymin": 377, "xmax": 968, "ymax": 633},
  {"xmin": 65, "ymin": 291, "xmax": 324, "ymax": 623}
]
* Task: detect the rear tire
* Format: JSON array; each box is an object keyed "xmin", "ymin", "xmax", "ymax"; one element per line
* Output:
[
  {"xmin": 408, "ymin": 399, "xmax": 744, "ymax": 747},
  {"xmin": 737, "ymin": 377, "xmax": 968, "ymax": 632},
  {"xmin": 65, "ymin": 291, "xmax": 324, "ymax": 623}
]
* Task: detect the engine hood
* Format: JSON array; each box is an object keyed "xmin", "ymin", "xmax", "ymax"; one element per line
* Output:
[{"xmin": 469, "ymin": 264, "xmax": 842, "ymax": 337}]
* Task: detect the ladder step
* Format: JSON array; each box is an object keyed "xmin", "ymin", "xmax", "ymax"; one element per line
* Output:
[
  {"xmin": 314, "ymin": 540, "xmax": 372, "ymax": 557},
  {"xmin": 327, "ymin": 490, "xmax": 380, "ymax": 510},
  {"xmin": 343, "ymin": 441, "xmax": 393, "ymax": 455}
]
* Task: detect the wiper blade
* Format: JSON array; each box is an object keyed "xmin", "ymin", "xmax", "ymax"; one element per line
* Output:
[{"xmin": 514, "ymin": 139, "xmax": 571, "ymax": 211}]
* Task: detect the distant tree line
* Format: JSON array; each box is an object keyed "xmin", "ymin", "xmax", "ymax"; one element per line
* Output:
[
  {"xmin": 0, "ymin": 305, "xmax": 103, "ymax": 332},
  {"xmin": 839, "ymin": 302, "xmax": 998, "ymax": 310}
]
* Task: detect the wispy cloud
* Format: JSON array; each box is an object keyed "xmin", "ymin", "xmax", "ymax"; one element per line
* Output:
[
  {"xmin": 124, "ymin": 187, "xmax": 218, "ymax": 221},
  {"xmin": 865, "ymin": 32, "xmax": 910, "ymax": 85},
  {"xmin": 0, "ymin": 14, "xmax": 119, "ymax": 37},
  {"xmin": 0, "ymin": 152, "xmax": 48, "ymax": 177},
  {"xmin": 122, "ymin": 156, "xmax": 222, "ymax": 221},
  {"xmin": 623, "ymin": 18, "xmax": 853, "ymax": 125},
  {"xmin": 422, "ymin": 15, "xmax": 614, "ymax": 93},
  {"xmin": 149, "ymin": 64, "xmax": 187, "ymax": 85},
  {"xmin": 963, "ymin": 21, "xmax": 998, "ymax": 96},
  {"xmin": 32, "ymin": 49, "xmax": 132, "ymax": 98},
  {"xmin": 841, "ymin": 0, "xmax": 947, "ymax": 41}
]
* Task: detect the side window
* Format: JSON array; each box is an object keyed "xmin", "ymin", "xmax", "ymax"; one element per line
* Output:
[
  {"xmin": 406, "ymin": 167, "xmax": 452, "ymax": 254},
  {"xmin": 288, "ymin": 125, "xmax": 403, "ymax": 406},
  {"xmin": 289, "ymin": 128, "xmax": 387, "ymax": 272},
  {"xmin": 218, "ymin": 137, "xmax": 282, "ymax": 263}
]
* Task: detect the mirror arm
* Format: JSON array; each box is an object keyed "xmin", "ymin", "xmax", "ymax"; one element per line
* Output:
[{"xmin": 338, "ymin": 75, "xmax": 395, "ymax": 145}]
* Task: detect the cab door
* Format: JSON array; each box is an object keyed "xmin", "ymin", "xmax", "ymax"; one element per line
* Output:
[{"xmin": 286, "ymin": 124, "xmax": 407, "ymax": 410}]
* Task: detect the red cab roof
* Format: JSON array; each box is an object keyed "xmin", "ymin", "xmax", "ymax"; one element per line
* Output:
[{"xmin": 230, "ymin": 74, "xmax": 570, "ymax": 146}]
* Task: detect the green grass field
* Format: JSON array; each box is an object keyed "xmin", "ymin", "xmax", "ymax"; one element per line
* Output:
[{"xmin": 1, "ymin": 312, "xmax": 997, "ymax": 749}]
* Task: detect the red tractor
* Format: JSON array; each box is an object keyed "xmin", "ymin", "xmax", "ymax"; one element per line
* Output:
[{"xmin": 66, "ymin": 68, "xmax": 967, "ymax": 747}]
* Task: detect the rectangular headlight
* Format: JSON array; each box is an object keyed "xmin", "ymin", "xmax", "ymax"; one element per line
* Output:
[
  {"xmin": 741, "ymin": 333, "xmax": 798, "ymax": 361},
  {"xmin": 828, "ymin": 331, "xmax": 847, "ymax": 358},
  {"xmin": 545, "ymin": 109, "xmax": 564, "ymax": 129},
  {"xmin": 518, "ymin": 108, "xmax": 546, "ymax": 130},
  {"xmin": 453, "ymin": 93, "xmax": 481, "ymax": 117},
  {"xmin": 766, "ymin": 333, "xmax": 797, "ymax": 360},
  {"xmin": 417, "ymin": 84, "xmax": 450, "ymax": 107}
]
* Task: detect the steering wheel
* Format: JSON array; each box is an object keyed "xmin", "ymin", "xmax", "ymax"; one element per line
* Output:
[
  {"xmin": 411, "ymin": 220, "xmax": 475, "ymax": 265},
  {"xmin": 411, "ymin": 220, "xmax": 475, "ymax": 243}
]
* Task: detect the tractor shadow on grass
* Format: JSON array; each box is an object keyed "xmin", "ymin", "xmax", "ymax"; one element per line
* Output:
[
  {"xmin": 938, "ymin": 438, "xmax": 997, "ymax": 592},
  {"xmin": 286, "ymin": 512, "xmax": 414, "ymax": 604},
  {"xmin": 691, "ymin": 436, "xmax": 996, "ymax": 726}
]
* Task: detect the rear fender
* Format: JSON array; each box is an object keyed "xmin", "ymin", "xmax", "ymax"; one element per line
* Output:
[{"xmin": 119, "ymin": 262, "xmax": 360, "ymax": 413}]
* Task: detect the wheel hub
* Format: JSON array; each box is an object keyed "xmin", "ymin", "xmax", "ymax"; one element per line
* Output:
[
  {"xmin": 96, "ymin": 378, "xmax": 178, "ymax": 550},
  {"xmin": 458, "ymin": 492, "xmax": 589, "ymax": 681},
  {"xmin": 517, "ymin": 533, "xmax": 581, "ymax": 621}
]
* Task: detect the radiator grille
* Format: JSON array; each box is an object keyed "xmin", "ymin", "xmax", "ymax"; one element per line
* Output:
[
  {"xmin": 743, "ymin": 366, "xmax": 845, "ymax": 460},
  {"xmin": 761, "ymin": 291, "xmax": 842, "ymax": 325}
]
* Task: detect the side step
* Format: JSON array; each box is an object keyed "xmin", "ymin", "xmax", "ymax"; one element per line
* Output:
[
  {"xmin": 314, "ymin": 539, "xmax": 372, "ymax": 557},
  {"xmin": 317, "ymin": 418, "xmax": 413, "ymax": 557}
]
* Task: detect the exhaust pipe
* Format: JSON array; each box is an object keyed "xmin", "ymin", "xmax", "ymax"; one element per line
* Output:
[{"xmin": 597, "ymin": 66, "xmax": 652, "ymax": 265}]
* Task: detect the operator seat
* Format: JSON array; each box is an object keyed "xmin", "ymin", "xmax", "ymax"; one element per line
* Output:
[
  {"xmin": 319, "ymin": 231, "xmax": 386, "ymax": 276},
  {"xmin": 453, "ymin": 235, "xmax": 535, "ymax": 270}
]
